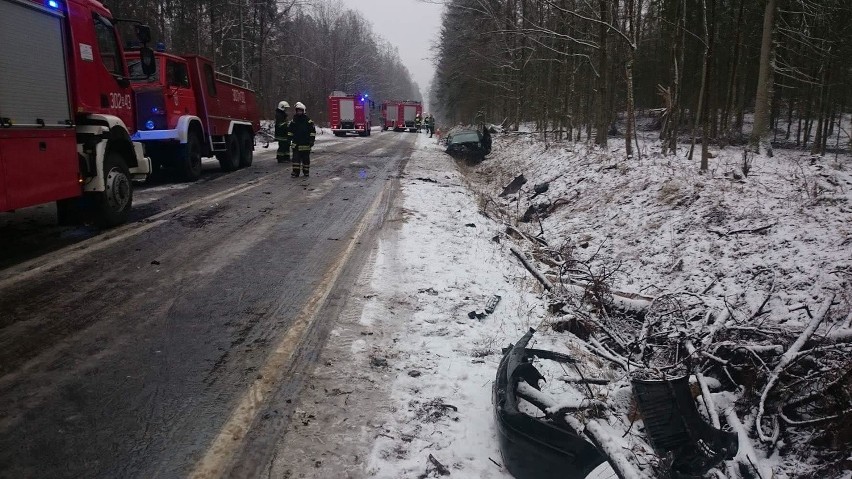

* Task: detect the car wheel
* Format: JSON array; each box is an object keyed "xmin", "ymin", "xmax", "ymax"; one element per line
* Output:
[
  {"xmin": 238, "ymin": 131, "xmax": 254, "ymax": 168},
  {"xmin": 217, "ymin": 134, "xmax": 240, "ymax": 172},
  {"xmin": 179, "ymin": 132, "xmax": 203, "ymax": 181},
  {"xmin": 95, "ymin": 151, "xmax": 132, "ymax": 227}
]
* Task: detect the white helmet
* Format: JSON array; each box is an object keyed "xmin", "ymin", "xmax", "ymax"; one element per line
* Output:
[
  {"xmin": 295, "ymin": 101, "xmax": 306, "ymax": 111},
  {"xmin": 277, "ymin": 101, "xmax": 290, "ymax": 110}
]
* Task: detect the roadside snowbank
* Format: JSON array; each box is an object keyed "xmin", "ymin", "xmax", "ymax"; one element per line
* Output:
[{"xmin": 361, "ymin": 130, "xmax": 851, "ymax": 478}]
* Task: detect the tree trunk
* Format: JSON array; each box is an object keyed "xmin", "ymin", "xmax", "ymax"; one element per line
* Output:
[
  {"xmin": 722, "ymin": 0, "xmax": 744, "ymax": 135},
  {"xmin": 595, "ymin": 0, "xmax": 609, "ymax": 147},
  {"xmin": 749, "ymin": 0, "xmax": 777, "ymax": 157}
]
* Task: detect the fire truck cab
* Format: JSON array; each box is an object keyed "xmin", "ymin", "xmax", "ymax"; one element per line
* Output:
[
  {"xmin": 0, "ymin": 0, "xmax": 153, "ymax": 225},
  {"xmin": 126, "ymin": 51, "xmax": 260, "ymax": 181}
]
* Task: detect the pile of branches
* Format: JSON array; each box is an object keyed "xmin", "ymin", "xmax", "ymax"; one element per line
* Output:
[{"xmin": 509, "ymin": 233, "xmax": 852, "ymax": 478}]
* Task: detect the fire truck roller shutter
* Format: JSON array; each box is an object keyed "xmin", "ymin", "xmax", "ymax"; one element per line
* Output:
[
  {"xmin": 339, "ymin": 99, "xmax": 355, "ymax": 123},
  {"xmin": 0, "ymin": 0, "xmax": 72, "ymax": 128}
]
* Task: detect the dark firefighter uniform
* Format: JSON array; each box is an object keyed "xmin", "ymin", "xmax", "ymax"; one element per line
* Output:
[
  {"xmin": 275, "ymin": 109, "xmax": 290, "ymax": 163},
  {"xmin": 288, "ymin": 113, "xmax": 316, "ymax": 177}
]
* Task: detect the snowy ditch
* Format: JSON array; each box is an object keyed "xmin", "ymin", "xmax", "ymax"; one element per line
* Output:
[{"xmin": 292, "ymin": 129, "xmax": 850, "ymax": 479}]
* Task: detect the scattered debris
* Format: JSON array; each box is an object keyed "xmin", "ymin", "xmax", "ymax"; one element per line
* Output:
[
  {"xmin": 493, "ymin": 329, "xmax": 606, "ymax": 478},
  {"xmin": 370, "ymin": 356, "xmax": 389, "ymax": 368},
  {"xmin": 150, "ymin": 260, "xmax": 160, "ymax": 265},
  {"xmin": 426, "ymin": 454, "xmax": 450, "ymax": 476},
  {"xmin": 631, "ymin": 375, "xmax": 737, "ymax": 475},
  {"xmin": 468, "ymin": 295, "xmax": 502, "ymax": 320},
  {"xmin": 530, "ymin": 182, "xmax": 550, "ymax": 200},
  {"xmin": 408, "ymin": 370, "xmax": 422, "ymax": 378},
  {"xmin": 499, "ymin": 174, "xmax": 527, "ymax": 197},
  {"xmin": 418, "ymin": 287, "xmax": 439, "ymax": 296},
  {"xmin": 484, "ymin": 295, "xmax": 501, "ymax": 314},
  {"xmin": 416, "ymin": 177, "xmax": 438, "ymax": 183},
  {"xmin": 464, "ymin": 223, "xmax": 476, "ymax": 228}
]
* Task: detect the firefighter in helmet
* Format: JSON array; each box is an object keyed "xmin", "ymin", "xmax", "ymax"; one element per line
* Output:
[
  {"xmin": 426, "ymin": 114, "xmax": 435, "ymax": 138},
  {"xmin": 415, "ymin": 113, "xmax": 422, "ymax": 132},
  {"xmin": 274, "ymin": 101, "xmax": 291, "ymax": 164},
  {"xmin": 287, "ymin": 102, "xmax": 316, "ymax": 177}
]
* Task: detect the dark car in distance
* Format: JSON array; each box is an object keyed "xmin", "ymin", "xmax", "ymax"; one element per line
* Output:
[{"xmin": 445, "ymin": 128, "xmax": 492, "ymax": 162}]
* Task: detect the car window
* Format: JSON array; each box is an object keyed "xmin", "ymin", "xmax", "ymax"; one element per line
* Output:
[
  {"xmin": 166, "ymin": 61, "xmax": 190, "ymax": 88},
  {"xmin": 128, "ymin": 60, "xmax": 159, "ymax": 82},
  {"xmin": 204, "ymin": 64, "xmax": 217, "ymax": 96},
  {"xmin": 93, "ymin": 14, "xmax": 122, "ymax": 75},
  {"xmin": 451, "ymin": 132, "xmax": 480, "ymax": 143}
]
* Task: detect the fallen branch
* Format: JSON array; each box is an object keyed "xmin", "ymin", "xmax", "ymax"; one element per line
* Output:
[
  {"xmin": 506, "ymin": 224, "xmax": 549, "ymax": 247},
  {"xmin": 823, "ymin": 328, "xmax": 852, "ymax": 343},
  {"xmin": 559, "ymin": 376, "xmax": 611, "ymax": 385},
  {"xmin": 779, "ymin": 409, "xmax": 852, "ymax": 426},
  {"xmin": 686, "ymin": 340, "xmax": 721, "ymax": 428},
  {"xmin": 564, "ymin": 416, "xmax": 647, "ymax": 479},
  {"xmin": 756, "ymin": 294, "xmax": 835, "ymax": 443},
  {"xmin": 724, "ymin": 408, "xmax": 774, "ymax": 479},
  {"xmin": 708, "ymin": 223, "xmax": 776, "ymax": 237},
  {"xmin": 510, "ymin": 246, "xmax": 554, "ymax": 290}
]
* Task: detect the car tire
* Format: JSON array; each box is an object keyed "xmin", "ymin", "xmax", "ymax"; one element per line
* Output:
[
  {"xmin": 217, "ymin": 134, "xmax": 240, "ymax": 172},
  {"xmin": 178, "ymin": 132, "xmax": 203, "ymax": 182},
  {"xmin": 95, "ymin": 151, "xmax": 132, "ymax": 227},
  {"xmin": 238, "ymin": 130, "xmax": 254, "ymax": 168}
]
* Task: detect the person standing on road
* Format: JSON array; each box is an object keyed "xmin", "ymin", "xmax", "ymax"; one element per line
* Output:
[
  {"xmin": 288, "ymin": 102, "xmax": 316, "ymax": 177},
  {"xmin": 274, "ymin": 101, "xmax": 291, "ymax": 164},
  {"xmin": 426, "ymin": 114, "xmax": 435, "ymax": 138}
]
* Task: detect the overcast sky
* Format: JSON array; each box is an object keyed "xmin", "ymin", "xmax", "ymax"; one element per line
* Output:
[{"xmin": 345, "ymin": 0, "xmax": 445, "ymax": 107}]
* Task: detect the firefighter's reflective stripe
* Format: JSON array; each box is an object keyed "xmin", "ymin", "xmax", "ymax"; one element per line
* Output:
[{"xmin": 296, "ymin": 145, "xmax": 312, "ymax": 151}]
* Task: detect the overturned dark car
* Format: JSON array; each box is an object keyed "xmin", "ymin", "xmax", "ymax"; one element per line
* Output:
[{"xmin": 445, "ymin": 128, "xmax": 492, "ymax": 162}]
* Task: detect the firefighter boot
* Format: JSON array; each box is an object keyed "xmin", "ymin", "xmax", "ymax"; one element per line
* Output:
[
  {"xmin": 302, "ymin": 164, "xmax": 310, "ymax": 177},
  {"xmin": 291, "ymin": 162, "xmax": 301, "ymax": 177}
]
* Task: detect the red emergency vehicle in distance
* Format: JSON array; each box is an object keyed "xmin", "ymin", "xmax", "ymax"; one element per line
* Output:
[
  {"xmin": 0, "ymin": 0, "xmax": 153, "ymax": 226},
  {"xmin": 125, "ymin": 50, "xmax": 260, "ymax": 181},
  {"xmin": 380, "ymin": 101, "xmax": 400, "ymax": 131},
  {"xmin": 381, "ymin": 100, "xmax": 422, "ymax": 132},
  {"xmin": 328, "ymin": 91, "xmax": 371, "ymax": 137}
]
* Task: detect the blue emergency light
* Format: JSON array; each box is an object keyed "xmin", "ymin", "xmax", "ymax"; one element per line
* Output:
[{"xmin": 47, "ymin": 0, "xmax": 59, "ymax": 8}]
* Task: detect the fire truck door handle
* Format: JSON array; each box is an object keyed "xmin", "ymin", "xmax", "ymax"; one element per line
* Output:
[
  {"xmin": 101, "ymin": 94, "xmax": 109, "ymax": 108},
  {"xmin": 39, "ymin": 142, "xmax": 47, "ymax": 151}
]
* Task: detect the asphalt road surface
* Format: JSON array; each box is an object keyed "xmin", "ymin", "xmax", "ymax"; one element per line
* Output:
[{"xmin": 0, "ymin": 129, "xmax": 414, "ymax": 478}]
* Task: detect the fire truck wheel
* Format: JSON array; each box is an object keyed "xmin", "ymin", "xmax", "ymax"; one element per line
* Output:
[
  {"xmin": 95, "ymin": 152, "xmax": 132, "ymax": 227},
  {"xmin": 217, "ymin": 135, "xmax": 241, "ymax": 172},
  {"xmin": 179, "ymin": 133, "xmax": 203, "ymax": 182},
  {"xmin": 238, "ymin": 131, "xmax": 254, "ymax": 168}
]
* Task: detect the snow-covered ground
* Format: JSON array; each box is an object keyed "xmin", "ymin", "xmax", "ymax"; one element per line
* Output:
[{"xmin": 276, "ymin": 128, "xmax": 851, "ymax": 478}]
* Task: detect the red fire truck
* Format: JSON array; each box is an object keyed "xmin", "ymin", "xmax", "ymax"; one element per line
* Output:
[
  {"xmin": 380, "ymin": 101, "xmax": 400, "ymax": 131},
  {"xmin": 381, "ymin": 100, "xmax": 422, "ymax": 132},
  {"xmin": 0, "ymin": 0, "xmax": 154, "ymax": 226},
  {"xmin": 328, "ymin": 91, "xmax": 371, "ymax": 137},
  {"xmin": 125, "ymin": 51, "xmax": 260, "ymax": 181}
]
